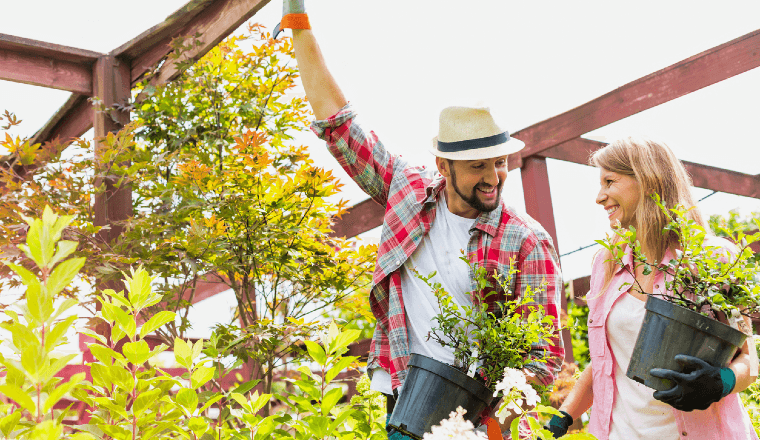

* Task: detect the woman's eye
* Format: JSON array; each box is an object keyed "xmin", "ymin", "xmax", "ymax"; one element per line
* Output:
[{"xmin": 606, "ymin": 179, "xmax": 614, "ymax": 186}]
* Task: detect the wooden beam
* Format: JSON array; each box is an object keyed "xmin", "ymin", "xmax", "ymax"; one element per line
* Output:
[
  {"xmin": 0, "ymin": 48, "xmax": 93, "ymax": 95},
  {"xmin": 538, "ymin": 137, "xmax": 760, "ymax": 199},
  {"xmin": 0, "ymin": 34, "xmax": 102, "ymax": 65},
  {"xmin": 511, "ymin": 28, "xmax": 760, "ymax": 161},
  {"xmin": 30, "ymin": 94, "xmax": 93, "ymax": 146},
  {"xmin": 330, "ymin": 198, "xmax": 385, "ymax": 238},
  {"xmin": 28, "ymin": 0, "xmax": 270, "ymax": 154},
  {"xmin": 115, "ymin": 0, "xmax": 271, "ymax": 86}
]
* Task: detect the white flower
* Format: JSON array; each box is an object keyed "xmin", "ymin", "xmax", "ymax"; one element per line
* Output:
[
  {"xmin": 422, "ymin": 407, "xmax": 487, "ymax": 440},
  {"xmin": 493, "ymin": 367, "xmax": 541, "ymax": 424}
]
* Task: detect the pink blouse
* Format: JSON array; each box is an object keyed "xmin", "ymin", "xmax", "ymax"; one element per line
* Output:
[{"xmin": 585, "ymin": 236, "xmax": 758, "ymax": 440}]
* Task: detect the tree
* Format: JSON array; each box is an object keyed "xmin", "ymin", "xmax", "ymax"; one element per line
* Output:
[
  {"xmin": 115, "ymin": 24, "xmax": 376, "ymax": 398},
  {"xmin": 0, "ymin": 24, "xmax": 376, "ymax": 401}
]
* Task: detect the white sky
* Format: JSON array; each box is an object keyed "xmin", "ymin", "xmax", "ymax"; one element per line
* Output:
[{"xmin": 2, "ymin": 0, "xmax": 760, "ymax": 337}]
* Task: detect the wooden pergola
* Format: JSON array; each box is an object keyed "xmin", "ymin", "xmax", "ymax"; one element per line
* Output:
[{"xmin": 2, "ymin": 0, "xmax": 760, "ymax": 415}]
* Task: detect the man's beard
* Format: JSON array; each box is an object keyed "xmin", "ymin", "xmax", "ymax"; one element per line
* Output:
[{"xmin": 449, "ymin": 166, "xmax": 503, "ymax": 212}]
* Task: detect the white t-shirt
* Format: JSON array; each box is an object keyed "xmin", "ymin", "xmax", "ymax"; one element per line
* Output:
[
  {"xmin": 607, "ymin": 293, "xmax": 678, "ymax": 440},
  {"xmin": 370, "ymin": 195, "xmax": 476, "ymax": 394}
]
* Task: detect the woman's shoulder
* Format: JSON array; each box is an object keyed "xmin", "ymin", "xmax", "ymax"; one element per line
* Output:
[{"xmin": 703, "ymin": 234, "xmax": 739, "ymax": 254}]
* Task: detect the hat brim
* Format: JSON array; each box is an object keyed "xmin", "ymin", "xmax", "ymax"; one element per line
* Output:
[{"xmin": 429, "ymin": 137, "xmax": 525, "ymax": 160}]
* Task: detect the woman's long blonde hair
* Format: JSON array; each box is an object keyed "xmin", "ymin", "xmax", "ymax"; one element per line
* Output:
[{"xmin": 590, "ymin": 136, "xmax": 706, "ymax": 286}]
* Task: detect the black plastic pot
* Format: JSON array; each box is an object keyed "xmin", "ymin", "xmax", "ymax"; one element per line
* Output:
[
  {"xmin": 626, "ymin": 296, "xmax": 747, "ymax": 391},
  {"xmin": 388, "ymin": 354, "xmax": 495, "ymax": 440}
]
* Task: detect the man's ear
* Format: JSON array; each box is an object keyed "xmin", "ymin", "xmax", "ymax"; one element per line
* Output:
[{"xmin": 436, "ymin": 157, "xmax": 451, "ymax": 178}]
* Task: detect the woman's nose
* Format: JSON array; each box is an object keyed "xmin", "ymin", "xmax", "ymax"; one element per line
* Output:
[{"xmin": 596, "ymin": 188, "xmax": 607, "ymax": 205}]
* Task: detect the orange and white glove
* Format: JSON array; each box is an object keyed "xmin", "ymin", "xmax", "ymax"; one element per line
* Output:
[{"xmin": 273, "ymin": 0, "xmax": 310, "ymax": 39}]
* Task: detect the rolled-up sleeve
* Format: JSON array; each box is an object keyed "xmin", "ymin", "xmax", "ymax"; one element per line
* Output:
[{"xmin": 310, "ymin": 104, "xmax": 397, "ymax": 206}]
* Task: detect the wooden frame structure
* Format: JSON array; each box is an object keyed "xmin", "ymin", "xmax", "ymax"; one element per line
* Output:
[{"xmin": 2, "ymin": 0, "xmax": 760, "ymax": 413}]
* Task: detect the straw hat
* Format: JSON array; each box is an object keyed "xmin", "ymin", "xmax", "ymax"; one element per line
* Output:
[{"xmin": 430, "ymin": 106, "xmax": 525, "ymax": 160}]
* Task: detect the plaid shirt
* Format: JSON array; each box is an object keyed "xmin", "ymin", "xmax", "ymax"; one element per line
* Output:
[{"xmin": 312, "ymin": 105, "xmax": 564, "ymax": 390}]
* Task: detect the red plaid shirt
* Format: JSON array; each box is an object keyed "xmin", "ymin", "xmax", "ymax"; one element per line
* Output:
[{"xmin": 312, "ymin": 105, "xmax": 564, "ymax": 390}]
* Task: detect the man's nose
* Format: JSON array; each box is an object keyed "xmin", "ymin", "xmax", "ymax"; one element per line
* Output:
[{"xmin": 484, "ymin": 167, "xmax": 499, "ymax": 186}]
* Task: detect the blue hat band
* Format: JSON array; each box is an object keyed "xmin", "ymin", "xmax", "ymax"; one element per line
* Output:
[{"xmin": 436, "ymin": 132, "xmax": 510, "ymax": 153}]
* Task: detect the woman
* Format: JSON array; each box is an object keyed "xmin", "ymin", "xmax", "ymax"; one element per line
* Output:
[{"xmin": 546, "ymin": 137, "xmax": 758, "ymax": 439}]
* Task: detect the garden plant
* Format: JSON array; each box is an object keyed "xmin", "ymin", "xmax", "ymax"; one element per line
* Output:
[
  {"xmin": 416, "ymin": 258, "xmax": 596, "ymax": 439},
  {"xmin": 0, "ymin": 24, "xmax": 376, "ymax": 415},
  {"xmin": 0, "ymin": 207, "xmax": 385, "ymax": 439}
]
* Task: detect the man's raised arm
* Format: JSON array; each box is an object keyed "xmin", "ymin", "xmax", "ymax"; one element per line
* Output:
[
  {"xmin": 276, "ymin": 0, "xmax": 346, "ymax": 120},
  {"xmin": 291, "ymin": 30, "xmax": 346, "ymax": 120}
]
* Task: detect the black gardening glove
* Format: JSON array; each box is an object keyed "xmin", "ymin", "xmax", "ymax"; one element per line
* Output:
[
  {"xmin": 543, "ymin": 410, "xmax": 572, "ymax": 438},
  {"xmin": 650, "ymin": 354, "xmax": 736, "ymax": 412}
]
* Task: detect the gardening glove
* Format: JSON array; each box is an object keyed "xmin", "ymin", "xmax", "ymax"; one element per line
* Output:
[
  {"xmin": 650, "ymin": 354, "xmax": 736, "ymax": 412},
  {"xmin": 543, "ymin": 410, "xmax": 572, "ymax": 438},
  {"xmin": 273, "ymin": 0, "xmax": 310, "ymax": 39}
]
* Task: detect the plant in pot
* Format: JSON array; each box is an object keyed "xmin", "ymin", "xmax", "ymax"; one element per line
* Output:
[
  {"xmin": 387, "ymin": 257, "xmax": 584, "ymax": 440},
  {"xmin": 598, "ymin": 194, "xmax": 760, "ymax": 391}
]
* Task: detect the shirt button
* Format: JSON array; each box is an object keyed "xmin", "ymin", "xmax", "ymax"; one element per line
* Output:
[
  {"xmin": 396, "ymin": 260, "xmax": 401, "ymax": 266},
  {"xmin": 682, "ymin": 432, "xmax": 687, "ymax": 436},
  {"xmin": 655, "ymin": 284, "xmax": 660, "ymax": 288},
  {"xmin": 589, "ymin": 319, "xmax": 593, "ymax": 323}
]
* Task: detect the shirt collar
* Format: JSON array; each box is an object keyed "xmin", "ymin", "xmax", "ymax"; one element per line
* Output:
[{"xmin": 424, "ymin": 174, "xmax": 503, "ymax": 237}]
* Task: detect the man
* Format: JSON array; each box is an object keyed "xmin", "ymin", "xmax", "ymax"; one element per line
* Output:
[{"xmin": 275, "ymin": 1, "xmax": 564, "ymax": 437}]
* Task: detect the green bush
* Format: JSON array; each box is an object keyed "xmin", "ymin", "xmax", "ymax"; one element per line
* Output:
[{"xmin": 0, "ymin": 207, "xmax": 384, "ymax": 439}]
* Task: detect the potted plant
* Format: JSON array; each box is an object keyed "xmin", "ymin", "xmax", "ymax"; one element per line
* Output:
[
  {"xmin": 598, "ymin": 194, "xmax": 760, "ymax": 391},
  {"xmin": 387, "ymin": 257, "xmax": 562, "ymax": 439}
]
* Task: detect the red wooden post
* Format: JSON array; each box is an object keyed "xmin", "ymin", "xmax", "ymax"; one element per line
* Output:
[
  {"xmin": 82, "ymin": 55, "xmax": 132, "ymax": 362},
  {"xmin": 520, "ymin": 156, "xmax": 575, "ymax": 364},
  {"xmin": 93, "ymin": 55, "xmax": 132, "ymax": 243}
]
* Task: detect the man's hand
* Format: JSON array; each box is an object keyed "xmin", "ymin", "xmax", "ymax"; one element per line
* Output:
[
  {"xmin": 273, "ymin": 0, "xmax": 308, "ymax": 39},
  {"xmin": 650, "ymin": 354, "xmax": 736, "ymax": 412}
]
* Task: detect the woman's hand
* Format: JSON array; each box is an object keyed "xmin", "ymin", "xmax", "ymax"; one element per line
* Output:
[{"xmin": 650, "ymin": 355, "xmax": 735, "ymax": 411}]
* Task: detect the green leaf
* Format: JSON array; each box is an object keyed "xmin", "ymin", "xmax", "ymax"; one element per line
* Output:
[
  {"xmin": 123, "ymin": 340, "xmax": 151, "ymax": 365},
  {"xmin": 321, "ymin": 387, "xmax": 343, "ymax": 415},
  {"xmin": 326, "ymin": 356, "xmax": 355, "ymax": 383},
  {"xmin": 29, "ymin": 419, "xmax": 63, "ymax": 440},
  {"xmin": 249, "ymin": 391, "xmax": 271, "ymax": 414},
  {"xmin": 111, "ymin": 307, "xmax": 135, "ymax": 339},
  {"xmin": 0, "ymin": 410, "xmax": 22, "ymax": 437},
  {"xmin": 43, "ymin": 372, "xmax": 84, "ymax": 412},
  {"xmin": 0, "ymin": 385, "xmax": 36, "ymax": 415},
  {"xmin": 89, "ymin": 344, "xmax": 126, "ymax": 366},
  {"xmin": 45, "ymin": 315, "xmax": 77, "ymax": 351},
  {"xmin": 134, "ymin": 388, "xmax": 162, "ymax": 416},
  {"xmin": 139, "ymin": 311, "xmax": 177, "ymax": 339},
  {"xmin": 325, "ymin": 406, "xmax": 356, "ymax": 436},
  {"xmin": 188, "ymin": 416, "xmax": 208, "ymax": 437},
  {"xmin": 191, "ymin": 366, "xmax": 215, "ymax": 389},
  {"xmin": 90, "ymin": 363, "xmax": 112, "ymax": 388},
  {"xmin": 176, "ymin": 388, "xmax": 198, "ymax": 414},
  {"xmin": 329, "ymin": 329, "xmax": 361, "ymax": 355},
  {"xmin": 174, "ymin": 338, "xmax": 192, "ymax": 368},
  {"xmin": 125, "ymin": 268, "xmax": 154, "ymax": 309},
  {"xmin": 303, "ymin": 340, "xmax": 327, "ymax": 365},
  {"xmin": 47, "ymin": 257, "xmax": 85, "ymax": 296},
  {"xmin": 109, "ymin": 364, "xmax": 134, "ymax": 392},
  {"xmin": 198, "ymin": 394, "xmax": 224, "ymax": 414},
  {"xmin": 230, "ymin": 392, "xmax": 248, "ymax": 407},
  {"xmin": 51, "ymin": 298, "xmax": 79, "ymax": 321},
  {"xmin": 49, "ymin": 240, "xmax": 78, "ymax": 268},
  {"xmin": 232, "ymin": 379, "xmax": 261, "ymax": 395}
]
